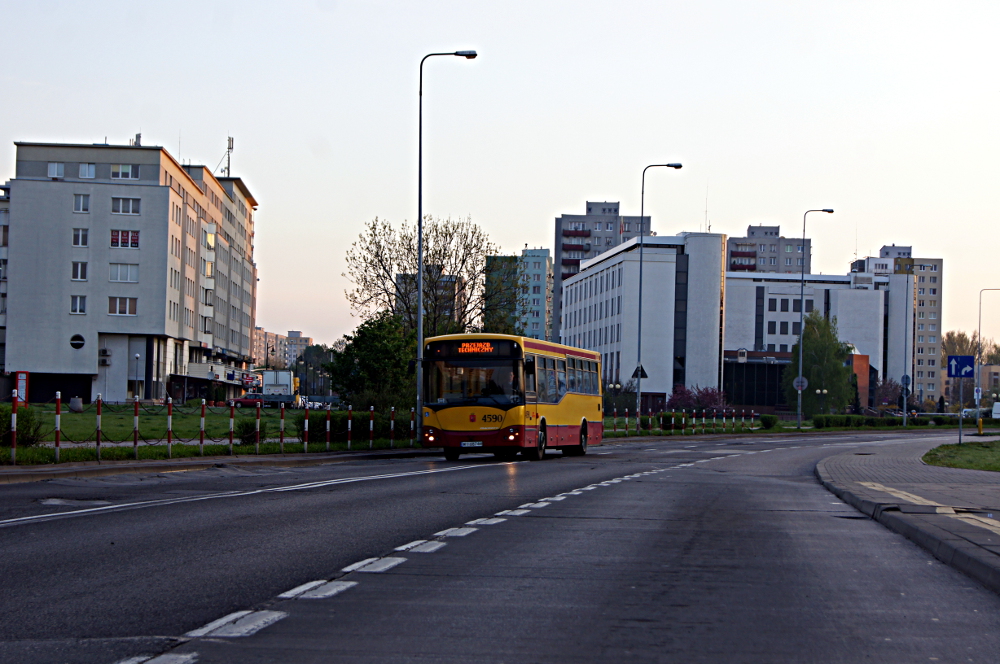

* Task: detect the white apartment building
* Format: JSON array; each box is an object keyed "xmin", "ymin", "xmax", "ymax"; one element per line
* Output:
[
  {"xmin": 561, "ymin": 233, "xmax": 726, "ymax": 410},
  {"xmin": 726, "ymin": 225, "xmax": 813, "ymax": 274},
  {"xmin": 519, "ymin": 247, "xmax": 553, "ymax": 339},
  {"xmin": 2, "ymin": 140, "xmax": 258, "ymax": 403},
  {"xmin": 285, "ymin": 330, "xmax": 313, "ymax": 366},
  {"xmin": 552, "ymin": 202, "xmax": 651, "ymax": 342}
]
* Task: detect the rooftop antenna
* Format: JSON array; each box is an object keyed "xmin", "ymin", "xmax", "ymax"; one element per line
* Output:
[
  {"xmin": 216, "ymin": 136, "xmax": 234, "ymax": 176},
  {"xmin": 704, "ymin": 180, "xmax": 709, "ymax": 231}
]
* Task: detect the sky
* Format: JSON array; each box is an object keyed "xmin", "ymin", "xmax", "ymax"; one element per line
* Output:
[{"xmin": 2, "ymin": 0, "xmax": 998, "ymax": 346}]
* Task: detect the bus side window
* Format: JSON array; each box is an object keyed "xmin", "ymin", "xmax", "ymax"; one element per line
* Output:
[
  {"xmin": 524, "ymin": 356, "xmax": 537, "ymax": 394},
  {"xmin": 587, "ymin": 362, "xmax": 596, "ymax": 395},
  {"xmin": 567, "ymin": 358, "xmax": 577, "ymax": 393},
  {"xmin": 557, "ymin": 359, "xmax": 567, "ymax": 399},
  {"xmin": 546, "ymin": 358, "xmax": 557, "ymax": 403},
  {"xmin": 537, "ymin": 360, "xmax": 549, "ymax": 403}
]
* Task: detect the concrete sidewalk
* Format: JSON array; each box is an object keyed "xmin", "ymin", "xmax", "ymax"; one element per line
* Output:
[{"xmin": 817, "ymin": 437, "xmax": 1000, "ymax": 595}]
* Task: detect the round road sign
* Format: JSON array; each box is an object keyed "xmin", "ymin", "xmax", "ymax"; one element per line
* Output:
[
  {"xmin": 901, "ymin": 375, "xmax": 911, "ymax": 387},
  {"xmin": 793, "ymin": 376, "xmax": 809, "ymax": 391}
]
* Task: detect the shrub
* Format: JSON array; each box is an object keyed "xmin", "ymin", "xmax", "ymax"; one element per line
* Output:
[
  {"xmin": 933, "ymin": 415, "xmax": 949, "ymax": 426},
  {"xmin": 234, "ymin": 418, "xmax": 268, "ymax": 446},
  {"xmin": 0, "ymin": 404, "xmax": 45, "ymax": 447},
  {"xmin": 910, "ymin": 417, "xmax": 930, "ymax": 426},
  {"xmin": 813, "ymin": 415, "xmax": 828, "ymax": 428},
  {"xmin": 759, "ymin": 414, "xmax": 778, "ymax": 429}
]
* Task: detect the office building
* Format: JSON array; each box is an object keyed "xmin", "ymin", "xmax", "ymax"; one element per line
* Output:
[
  {"xmin": 552, "ymin": 202, "xmax": 650, "ymax": 342},
  {"xmin": 726, "ymin": 225, "xmax": 812, "ymax": 274},
  {"xmin": 561, "ymin": 233, "xmax": 726, "ymax": 410},
  {"xmin": 2, "ymin": 139, "xmax": 258, "ymax": 402}
]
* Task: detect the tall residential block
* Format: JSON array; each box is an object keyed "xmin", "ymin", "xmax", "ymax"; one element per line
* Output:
[
  {"xmin": 726, "ymin": 225, "xmax": 812, "ymax": 274},
  {"xmin": 2, "ymin": 140, "xmax": 258, "ymax": 402},
  {"xmin": 552, "ymin": 201, "xmax": 650, "ymax": 342},
  {"xmin": 519, "ymin": 247, "xmax": 553, "ymax": 339}
]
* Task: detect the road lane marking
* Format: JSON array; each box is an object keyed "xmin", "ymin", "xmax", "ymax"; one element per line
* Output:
[
  {"xmin": 395, "ymin": 540, "xmax": 427, "ymax": 551},
  {"xmin": 186, "ymin": 610, "xmax": 252, "ymax": 637},
  {"xmin": 354, "ymin": 557, "xmax": 407, "ymax": 572},
  {"xmin": 299, "ymin": 580, "xmax": 358, "ymax": 598},
  {"xmin": 0, "ymin": 464, "xmax": 501, "ymax": 530},
  {"xmin": 205, "ymin": 610, "xmax": 287, "ymax": 637},
  {"xmin": 411, "ymin": 541, "xmax": 447, "ymax": 553},
  {"xmin": 277, "ymin": 580, "xmax": 327, "ymax": 599},
  {"xmin": 435, "ymin": 527, "xmax": 478, "ymax": 537},
  {"xmin": 525, "ymin": 502, "xmax": 551, "ymax": 508},
  {"xmin": 502, "ymin": 509, "xmax": 530, "ymax": 515},
  {"xmin": 115, "ymin": 654, "xmax": 200, "ymax": 664},
  {"xmin": 477, "ymin": 517, "xmax": 507, "ymax": 525},
  {"xmin": 342, "ymin": 558, "xmax": 379, "ymax": 572}
]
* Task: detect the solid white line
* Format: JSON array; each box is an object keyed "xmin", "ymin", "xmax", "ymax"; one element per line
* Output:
[
  {"xmin": 1, "ymin": 464, "xmax": 498, "ymax": 530},
  {"xmin": 355, "ymin": 557, "xmax": 406, "ymax": 572},
  {"xmin": 342, "ymin": 557, "xmax": 379, "ymax": 573},
  {"xmin": 435, "ymin": 527, "xmax": 478, "ymax": 537},
  {"xmin": 186, "ymin": 610, "xmax": 253, "ymax": 637},
  {"xmin": 299, "ymin": 580, "xmax": 357, "ymax": 598},
  {"xmin": 395, "ymin": 540, "xmax": 427, "ymax": 551},
  {"xmin": 411, "ymin": 541, "xmax": 447, "ymax": 553},
  {"xmin": 209, "ymin": 610, "xmax": 287, "ymax": 637},
  {"xmin": 277, "ymin": 580, "xmax": 327, "ymax": 599}
]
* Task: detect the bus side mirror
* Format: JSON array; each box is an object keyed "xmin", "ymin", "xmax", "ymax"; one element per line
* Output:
[
  {"xmin": 524, "ymin": 358, "xmax": 535, "ymax": 376},
  {"xmin": 407, "ymin": 360, "xmax": 416, "ymax": 376}
]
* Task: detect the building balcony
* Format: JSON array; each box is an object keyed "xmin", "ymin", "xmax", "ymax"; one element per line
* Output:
[
  {"xmin": 729, "ymin": 263, "xmax": 757, "ymax": 271},
  {"xmin": 562, "ymin": 229, "xmax": 591, "ymax": 238},
  {"xmin": 561, "ymin": 243, "xmax": 590, "ymax": 252},
  {"xmin": 561, "ymin": 272, "xmax": 577, "ymax": 280},
  {"xmin": 730, "ymin": 251, "xmax": 757, "ymax": 258},
  {"xmin": 561, "ymin": 258, "xmax": 581, "ymax": 266}
]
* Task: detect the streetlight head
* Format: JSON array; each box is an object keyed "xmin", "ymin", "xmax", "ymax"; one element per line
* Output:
[
  {"xmin": 455, "ymin": 50, "xmax": 477, "ymax": 59},
  {"xmin": 667, "ymin": 163, "xmax": 682, "ymax": 169},
  {"xmin": 822, "ymin": 209, "xmax": 834, "ymax": 213}
]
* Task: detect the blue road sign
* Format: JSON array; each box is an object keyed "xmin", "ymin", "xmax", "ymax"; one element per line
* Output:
[{"xmin": 948, "ymin": 355, "xmax": 974, "ymax": 378}]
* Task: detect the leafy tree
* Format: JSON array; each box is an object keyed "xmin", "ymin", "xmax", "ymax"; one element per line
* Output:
[
  {"xmin": 344, "ymin": 216, "xmax": 519, "ymax": 337},
  {"xmin": 325, "ymin": 312, "xmax": 415, "ymax": 411},
  {"xmin": 666, "ymin": 384, "xmax": 726, "ymax": 410},
  {"xmin": 784, "ymin": 312, "xmax": 854, "ymax": 417}
]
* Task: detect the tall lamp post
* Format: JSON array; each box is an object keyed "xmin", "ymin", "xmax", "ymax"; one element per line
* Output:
[
  {"xmin": 796, "ymin": 208, "xmax": 833, "ymax": 429},
  {"xmin": 976, "ymin": 288, "xmax": 1000, "ymax": 420},
  {"xmin": 635, "ymin": 163, "xmax": 682, "ymax": 416},
  {"xmin": 416, "ymin": 50, "xmax": 477, "ymax": 445}
]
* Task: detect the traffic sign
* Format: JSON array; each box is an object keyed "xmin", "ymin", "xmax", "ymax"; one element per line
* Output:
[
  {"xmin": 948, "ymin": 355, "xmax": 975, "ymax": 378},
  {"xmin": 901, "ymin": 374, "xmax": 911, "ymax": 387},
  {"xmin": 793, "ymin": 376, "xmax": 808, "ymax": 391},
  {"xmin": 975, "ymin": 387, "xmax": 983, "ymax": 400},
  {"xmin": 632, "ymin": 365, "xmax": 648, "ymax": 379}
]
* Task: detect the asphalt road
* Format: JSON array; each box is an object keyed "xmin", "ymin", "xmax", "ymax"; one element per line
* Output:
[{"xmin": 2, "ymin": 431, "xmax": 1000, "ymax": 663}]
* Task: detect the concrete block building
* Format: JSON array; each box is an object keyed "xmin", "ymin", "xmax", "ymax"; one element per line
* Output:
[
  {"xmin": 2, "ymin": 140, "xmax": 258, "ymax": 403},
  {"xmin": 726, "ymin": 225, "xmax": 812, "ymax": 274}
]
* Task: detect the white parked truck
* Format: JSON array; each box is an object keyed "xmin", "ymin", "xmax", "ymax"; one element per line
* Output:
[{"xmin": 251, "ymin": 370, "xmax": 298, "ymax": 407}]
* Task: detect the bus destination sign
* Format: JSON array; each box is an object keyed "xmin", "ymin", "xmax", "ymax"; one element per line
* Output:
[{"xmin": 457, "ymin": 341, "xmax": 495, "ymax": 354}]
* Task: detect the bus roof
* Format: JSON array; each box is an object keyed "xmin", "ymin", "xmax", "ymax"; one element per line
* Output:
[{"xmin": 426, "ymin": 333, "xmax": 600, "ymax": 361}]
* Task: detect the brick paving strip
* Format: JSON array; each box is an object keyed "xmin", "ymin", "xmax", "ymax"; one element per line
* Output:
[{"xmin": 817, "ymin": 438, "xmax": 1000, "ymax": 594}]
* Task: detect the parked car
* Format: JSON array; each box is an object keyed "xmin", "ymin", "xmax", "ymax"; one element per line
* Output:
[{"xmin": 232, "ymin": 393, "xmax": 266, "ymax": 408}]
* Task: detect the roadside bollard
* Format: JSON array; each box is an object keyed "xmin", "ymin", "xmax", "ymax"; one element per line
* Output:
[
  {"xmin": 741, "ymin": 410, "xmax": 746, "ymax": 433},
  {"xmin": 702, "ymin": 410, "xmax": 706, "ymax": 435},
  {"xmin": 10, "ymin": 389, "xmax": 17, "ymax": 464},
  {"xmin": 613, "ymin": 407, "xmax": 617, "ymax": 434},
  {"xmin": 326, "ymin": 404, "xmax": 332, "ymax": 452},
  {"xmin": 303, "ymin": 403, "xmax": 310, "ymax": 454},
  {"xmin": 96, "ymin": 393, "xmax": 102, "ymax": 461},
  {"xmin": 625, "ymin": 408, "xmax": 629, "ymax": 436},
  {"xmin": 279, "ymin": 402, "xmax": 285, "ymax": 453},
  {"xmin": 167, "ymin": 397, "xmax": 173, "ymax": 459},
  {"xmin": 54, "ymin": 392, "xmax": 61, "ymax": 463},
  {"xmin": 671, "ymin": 411, "xmax": 675, "ymax": 436},
  {"xmin": 390, "ymin": 407, "xmax": 395, "ymax": 449},
  {"xmin": 369, "ymin": 406, "xmax": 374, "ymax": 450},
  {"xmin": 347, "ymin": 405, "xmax": 353, "ymax": 450},
  {"xmin": 712, "ymin": 411, "xmax": 717, "ymax": 434},
  {"xmin": 229, "ymin": 402, "xmax": 235, "ymax": 455},
  {"xmin": 410, "ymin": 407, "xmax": 415, "ymax": 447},
  {"xmin": 199, "ymin": 399, "xmax": 206, "ymax": 456},
  {"xmin": 134, "ymin": 396, "xmax": 140, "ymax": 460},
  {"xmin": 681, "ymin": 409, "xmax": 686, "ymax": 435},
  {"xmin": 255, "ymin": 401, "xmax": 261, "ymax": 454}
]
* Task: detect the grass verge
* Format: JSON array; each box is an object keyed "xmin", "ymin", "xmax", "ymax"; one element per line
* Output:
[{"xmin": 923, "ymin": 439, "xmax": 1000, "ymax": 472}]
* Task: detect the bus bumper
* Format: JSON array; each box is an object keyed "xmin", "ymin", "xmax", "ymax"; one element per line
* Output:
[{"xmin": 422, "ymin": 426, "xmax": 527, "ymax": 450}]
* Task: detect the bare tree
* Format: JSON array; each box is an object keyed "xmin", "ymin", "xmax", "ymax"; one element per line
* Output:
[{"xmin": 344, "ymin": 216, "xmax": 522, "ymax": 336}]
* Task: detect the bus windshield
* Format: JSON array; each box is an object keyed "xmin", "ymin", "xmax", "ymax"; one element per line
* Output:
[{"xmin": 427, "ymin": 359, "xmax": 523, "ymax": 408}]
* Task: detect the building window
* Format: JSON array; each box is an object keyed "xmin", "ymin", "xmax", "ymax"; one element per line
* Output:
[
  {"xmin": 767, "ymin": 343, "xmax": 776, "ymax": 352},
  {"xmin": 108, "ymin": 296, "xmax": 138, "ymax": 316},
  {"xmin": 534, "ymin": 274, "xmax": 541, "ymax": 281},
  {"xmin": 929, "ymin": 347, "xmax": 936, "ymax": 355},
  {"xmin": 785, "ymin": 245, "xmax": 792, "ymax": 252},
  {"xmin": 796, "ymin": 258, "xmax": 803, "ymax": 266},
  {"xmin": 780, "ymin": 299, "xmax": 789, "ymax": 312},
  {"xmin": 927, "ymin": 383, "xmax": 935, "ymax": 391},
  {"xmin": 111, "ymin": 164, "xmax": 140, "ymax": 179},
  {"xmin": 918, "ymin": 312, "xmax": 925, "ymax": 319},
  {"xmin": 929, "ymin": 312, "xmax": 937, "ymax": 319},
  {"xmin": 785, "ymin": 258, "xmax": 792, "ymax": 266},
  {"xmin": 918, "ymin": 288, "xmax": 925, "ymax": 295},
  {"xmin": 797, "ymin": 245, "xmax": 803, "ymax": 252},
  {"xmin": 79, "ymin": 163, "xmax": 96, "ymax": 178},
  {"xmin": 793, "ymin": 299, "xmax": 802, "ymax": 312},
  {"xmin": 792, "ymin": 322, "xmax": 801, "ymax": 335},
  {"xmin": 918, "ymin": 335, "xmax": 924, "ymax": 343},
  {"xmin": 930, "ymin": 276, "xmax": 937, "ymax": 283},
  {"xmin": 111, "ymin": 230, "xmax": 139, "ymax": 248},
  {"xmin": 779, "ymin": 344, "xmax": 788, "ymax": 352},
  {"xmin": 112, "ymin": 198, "xmax": 141, "ymax": 214},
  {"xmin": 109, "ymin": 263, "xmax": 139, "ymax": 282},
  {"xmin": 73, "ymin": 228, "xmax": 89, "ymax": 247},
  {"xmin": 917, "ymin": 359, "xmax": 924, "ymax": 366},
  {"xmin": 759, "ymin": 244, "xmax": 767, "ymax": 252},
  {"xmin": 806, "ymin": 300, "xmax": 814, "ymax": 312},
  {"xmin": 770, "ymin": 257, "xmax": 776, "ymax": 265},
  {"xmin": 931, "ymin": 265, "xmax": 938, "ymax": 272},
  {"xmin": 71, "ymin": 261, "xmax": 87, "ymax": 281},
  {"xmin": 929, "ymin": 335, "xmax": 937, "ymax": 343},
  {"xmin": 917, "ymin": 347, "xmax": 924, "ymax": 355},
  {"xmin": 930, "ymin": 288, "xmax": 937, "ymax": 295},
  {"xmin": 71, "ymin": 295, "xmax": 86, "ymax": 314},
  {"xmin": 48, "ymin": 162, "xmax": 65, "ymax": 178},
  {"xmin": 780, "ymin": 321, "xmax": 789, "ymax": 335},
  {"xmin": 768, "ymin": 321, "xmax": 776, "ymax": 334},
  {"xmin": 928, "ymin": 360, "xmax": 936, "ymax": 366},
  {"xmin": 74, "ymin": 194, "xmax": 90, "ymax": 213},
  {"xmin": 918, "ymin": 300, "xmax": 925, "ymax": 307}
]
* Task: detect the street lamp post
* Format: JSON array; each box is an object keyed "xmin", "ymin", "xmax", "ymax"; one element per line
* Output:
[
  {"xmin": 635, "ymin": 163, "xmax": 682, "ymax": 417},
  {"xmin": 976, "ymin": 289, "xmax": 1000, "ymax": 419},
  {"xmin": 416, "ymin": 49, "xmax": 477, "ymax": 447},
  {"xmin": 796, "ymin": 209, "xmax": 833, "ymax": 429}
]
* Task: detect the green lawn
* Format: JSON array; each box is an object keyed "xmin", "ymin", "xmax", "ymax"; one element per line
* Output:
[{"xmin": 923, "ymin": 438, "xmax": 1000, "ymax": 472}]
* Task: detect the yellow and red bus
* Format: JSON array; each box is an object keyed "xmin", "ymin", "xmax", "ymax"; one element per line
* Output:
[{"xmin": 421, "ymin": 334, "xmax": 603, "ymax": 461}]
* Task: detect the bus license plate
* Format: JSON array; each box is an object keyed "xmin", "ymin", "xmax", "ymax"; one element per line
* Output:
[{"xmin": 461, "ymin": 441, "xmax": 483, "ymax": 448}]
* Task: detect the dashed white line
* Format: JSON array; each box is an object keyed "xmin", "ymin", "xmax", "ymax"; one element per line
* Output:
[
  {"xmin": 115, "ymin": 654, "xmax": 200, "ymax": 664},
  {"xmin": 342, "ymin": 558, "xmax": 379, "ymax": 573},
  {"xmin": 502, "ymin": 509, "xmax": 530, "ymax": 516},
  {"xmin": 410, "ymin": 541, "xmax": 447, "ymax": 553},
  {"xmin": 354, "ymin": 557, "xmax": 407, "ymax": 572},
  {"xmin": 477, "ymin": 517, "xmax": 507, "ymax": 525},
  {"xmin": 523, "ymin": 502, "xmax": 551, "ymax": 508},
  {"xmin": 205, "ymin": 610, "xmax": 287, "ymax": 637},
  {"xmin": 277, "ymin": 580, "xmax": 328, "ymax": 599},
  {"xmin": 435, "ymin": 527, "xmax": 479, "ymax": 537},
  {"xmin": 299, "ymin": 580, "xmax": 357, "ymax": 598},
  {"xmin": 186, "ymin": 611, "xmax": 253, "ymax": 637},
  {"xmin": 395, "ymin": 540, "xmax": 427, "ymax": 551}
]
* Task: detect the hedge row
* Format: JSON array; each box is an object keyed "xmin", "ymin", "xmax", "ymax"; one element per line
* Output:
[{"xmin": 808, "ymin": 414, "xmax": 980, "ymax": 428}]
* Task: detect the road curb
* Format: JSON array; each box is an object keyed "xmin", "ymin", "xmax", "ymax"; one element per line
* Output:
[
  {"xmin": 815, "ymin": 457, "xmax": 1000, "ymax": 596},
  {"xmin": 0, "ymin": 448, "xmax": 442, "ymax": 485}
]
